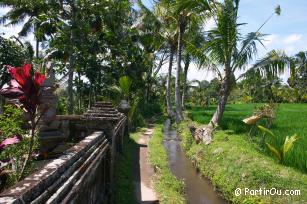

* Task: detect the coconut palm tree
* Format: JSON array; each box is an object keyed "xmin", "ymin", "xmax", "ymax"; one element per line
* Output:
[
  {"xmin": 288, "ymin": 51, "xmax": 307, "ymax": 92},
  {"xmin": 0, "ymin": 1, "xmax": 58, "ymax": 58},
  {"xmin": 189, "ymin": 0, "xmax": 281, "ymax": 144},
  {"xmin": 181, "ymin": 24, "xmax": 206, "ymax": 109},
  {"xmin": 247, "ymin": 50, "xmax": 289, "ymax": 101},
  {"xmin": 157, "ymin": 0, "xmax": 211, "ymax": 122},
  {"xmin": 155, "ymin": 0, "xmax": 177, "ymax": 118},
  {"xmin": 173, "ymin": 0, "xmax": 211, "ymax": 122}
]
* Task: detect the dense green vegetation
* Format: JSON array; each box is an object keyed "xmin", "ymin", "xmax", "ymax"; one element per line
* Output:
[
  {"xmin": 178, "ymin": 105, "xmax": 307, "ymax": 203},
  {"xmin": 0, "ymin": 105, "xmax": 39, "ymax": 189},
  {"xmin": 0, "ymin": 0, "xmax": 306, "ymax": 203},
  {"xmin": 148, "ymin": 123, "xmax": 186, "ymax": 204}
]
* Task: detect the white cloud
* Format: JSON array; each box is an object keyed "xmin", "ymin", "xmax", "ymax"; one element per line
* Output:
[
  {"xmin": 285, "ymin": 46, "xmax": 295, "ymax": 53},
  {"xmin": 283, "ymin": 34, "xmax": 303, "ymax": 44},
  {"xmin": 263, "ymin": 34, "xmax": 278, "ymax": 46},
  {"xmin": 187, "ymin": 63, "xmax": 215, "ymax": 81}
]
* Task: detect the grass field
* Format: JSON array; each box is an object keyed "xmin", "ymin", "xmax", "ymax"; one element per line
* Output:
[{"xmin": 187, "ymin": 103, "xmax": 307, "ymax": 172}]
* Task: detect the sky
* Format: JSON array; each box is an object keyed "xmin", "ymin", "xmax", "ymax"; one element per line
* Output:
[
  {"xmin": 1, "ymin": 0, "xmax": 307, "ymax": 82},
  {"xmin": 144, "ymin": 0, "xmax": 307, "ymax": 82}
]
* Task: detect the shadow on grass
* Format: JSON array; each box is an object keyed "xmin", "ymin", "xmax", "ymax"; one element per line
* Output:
[
  {"xmin": 114, "ymin": 135, "xmax": 139, "ymax": 204},
  {"xmin": 114, "ymin": 122, "xmax": 162, "ymax": 204}
]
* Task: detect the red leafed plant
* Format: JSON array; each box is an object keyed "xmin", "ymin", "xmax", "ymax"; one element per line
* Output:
[{"xmin": 0, "ymin": 64, "xmax": 46, "ymax": 180}]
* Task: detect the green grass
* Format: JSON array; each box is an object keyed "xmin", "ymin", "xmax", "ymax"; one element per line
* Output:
[
  {"xmin": 178, "ymin": 119, "xmax": 307, "ymax": 204},
  {"xmin": 114, "ymin": 128, "xmax": 146, "ymax": 204},
  {"xmin": 148, "ymin": 124, "xmax": 186, "ymax": 204},
  {"xmin": 188, "ymin": 103, "xmax": 307, "ymax": 172}
]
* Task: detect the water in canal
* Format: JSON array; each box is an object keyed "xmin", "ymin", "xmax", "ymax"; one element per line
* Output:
[{"xmin": 163, "ymin": 119, "xmax": 227, "ymax": 204}]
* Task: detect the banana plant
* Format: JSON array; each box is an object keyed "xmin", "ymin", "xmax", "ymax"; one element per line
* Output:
[
  {"xmin": 109, "ymin": 76, "xmax": 132, "ymax": 102},
  {"xmin": 119, "ymin": 76, "xmax": 132, "ymax": 100},
  {"xmin": 257, "ymin": 125, "xmax": 299, "ymax": 163}
]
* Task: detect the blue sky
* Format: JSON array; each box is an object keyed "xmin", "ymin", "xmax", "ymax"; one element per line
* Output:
[
  {"xmin": 145, "ymin": 0, "xmax": 307, "ymax": 81},
  {"xmin": 238, "ymin": 0, "xmax": 307, "ymax": 56},
  {"xmin": 1, "ymin": 0, "xmax": 306, "ymax": 81}
]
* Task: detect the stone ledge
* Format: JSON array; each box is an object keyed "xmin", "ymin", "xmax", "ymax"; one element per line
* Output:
[{"xmin": 0, "ymin": 131, "xmax": 109, "ymax": 204}]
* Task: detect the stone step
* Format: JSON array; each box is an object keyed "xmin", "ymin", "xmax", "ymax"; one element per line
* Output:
[
  {"xmin": 95, "ymin": 101, "xmax": 112, "ymax": 105},
  {"xmin": 86, "ymin": 109, "xmax": 118, "ymax": 114},
  {"xmin": 94, "ymin": 102, "xmax": 113, "ymax": 108},
  {"xmin": 83, "ymin": 112, "xmax": 122, "ymax": 118},
  {"xmin": 81, "ymin": 116, "xmax": 121, "ymax": 121}
]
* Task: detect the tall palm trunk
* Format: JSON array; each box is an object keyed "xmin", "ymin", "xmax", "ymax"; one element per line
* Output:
[
  {"xmin": 67, "ymin": 2, "xmax": 76, "ymax": 114},
  {"xmin": 166, "ymin": 45, "xmax": 175, "ymax": 118},
  {"xmin": 210, "ymin": 64, "xmax": 231, "ymax": 125},
  {"xmin": 181, "ymin": 54, "xmax": 190, "ymax": 110},
  {"xmin": 175, "ymin": 15, "xmax": 186, "ymax": 122},
  {"xmin": 67, "ymin": 59, "xmax": 74, "ymax": 114}
]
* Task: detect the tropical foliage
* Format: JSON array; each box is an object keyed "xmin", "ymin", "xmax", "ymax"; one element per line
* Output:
[
  {"xmin": 258, "ymin": 125, "xmax": 299, "ymax": 163},
  {"xmin": 0, "ymin": 0, "xmax": 306, "ymax": 201},
  {"xmin": 0, "ymin": 64, "xmax": 45, "ymax": 179}
]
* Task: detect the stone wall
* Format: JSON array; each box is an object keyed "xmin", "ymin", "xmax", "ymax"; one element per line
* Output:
[
  {"xmin": 0, "ymin": 102, "xmax": 128, "ymax": 204},
  {"xmin": 0, "ymin": 132, "xmax": 110, "ymax": 204}
]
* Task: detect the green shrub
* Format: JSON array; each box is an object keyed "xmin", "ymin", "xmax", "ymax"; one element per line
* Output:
[
  {"xmin": 0, "ymin": 105, "xmax": 38, "ymax": 188},
  {"xmin": 56, "ymin": 97, "xmax": 68, "ymax": 115},
  {"xmin": 138, "ymin": 100, "xmax": 163, "ymax": 119},
  {"xmin": 0, "ymin": 105, "xmax": 25, "ymax": 138}
]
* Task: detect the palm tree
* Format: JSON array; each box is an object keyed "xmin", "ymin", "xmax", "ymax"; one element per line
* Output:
[
  {"xmin": 247, "ymin": 50, "xmax": 289, "ymax": 101},
  {"xmin": 181, "ymin": 24, "xmax": 206, "ymax": 109},
  {"xmin": 154, "ymin": 0, "xmax": 211, "ymax": 120},
  {"xmin": 190, "ymin": 79, "xmax": 210, "ymax": 106},
  {"xmin": 190, "ymin": 0, "xmax": 280, "ymax": 144},
  {"xmin": 0, "ymin": 1, "xmax": 57, "ymax": 58},
  {"xmin": 172, "ymin": 0, "xmax": 211, "ymax": 122},
  {"xmin": 288, "ymin": 51, "xmax": 307, "ymax": 91},
  {"xmin": 155, "ymin": 0, "xmax": 177, "ymax": 118}
]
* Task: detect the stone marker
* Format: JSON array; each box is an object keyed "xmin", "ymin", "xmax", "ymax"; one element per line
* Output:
[{"xmin": 38, "ymin": 61, "xmax": 66, "ymax": 153}]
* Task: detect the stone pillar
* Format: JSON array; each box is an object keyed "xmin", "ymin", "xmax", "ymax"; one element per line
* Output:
[
  {"xmin": 118, "ymin": 99, "xmax": 131, "ymax": 134},
  {"xmin": 38, "ymin": 62, "xmax": 66, "ymax": 153}
]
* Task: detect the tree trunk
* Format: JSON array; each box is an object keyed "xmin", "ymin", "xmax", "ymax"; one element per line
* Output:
[
  {"xmin": 175, "ymin": 15, "xmax": 186, "ymax": 123},
  {"xmin": 196, "ymin": 64, "xmax": 232, "ymax": 145},
  {"xmin": 67, "ymin": 2, "xmax": 77, "ymax": 114},
  {"xmin": 210, "ymin": 65, "xmax": 232, "ymax": 125},
  {"xmin": 166, "ymin": 45, "xmax": 175, "ymax": 118},
  {"xmin": 181, "ymin": 54, "xmax": 190, "ymax": 110}
]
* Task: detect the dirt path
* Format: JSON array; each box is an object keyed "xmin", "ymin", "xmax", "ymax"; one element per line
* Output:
[{"xmin": 133, "ymin": 126, "xmax": 159, "ymax": 204}]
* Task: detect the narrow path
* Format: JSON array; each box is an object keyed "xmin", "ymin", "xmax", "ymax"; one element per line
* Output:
[{"xmin": 133, "ymin": 126, "xmax": 159, "ymax": 204}]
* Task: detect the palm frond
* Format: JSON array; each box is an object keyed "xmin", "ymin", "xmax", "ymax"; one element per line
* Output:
[
  {"xmin": 175, "ymin": 0, "xmax": 211, "ymax": 15},
  {"xmin": 282, "ymin": 134, "xmax": 299, "ymax": 158},
  {"xmin": 257, "ymin": 125, "xmax": 275, "ymax": 137},
  {"xmin": 250, "ymin": 50, "xmax": 290, "ymax": 79},
  {"xmin": 18, "ymin": 17, "xmax": 34, "ymax": 37},
  {"xmin": 266, "ymin": 143, "xmax": 282, "ymax": 162},
  {"xmin": 233, "ymin": 32, "xmax": 266, "ymax": 70},
  {"xmin": 119, "ymin": 76, "xmax": 132, "ymax": 98}
]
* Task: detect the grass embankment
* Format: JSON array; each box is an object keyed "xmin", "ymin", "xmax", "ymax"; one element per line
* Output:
[
  {"xmin": 178, "ymin": 103, "xmax": 307, "ymax": 203},
  {"xmin": 148, "ymin": 124, "xmax": 186, "ymax": 204},
  {"xmin": 114, "ymin": 128, "xmax": 145, "ymax": 204}
]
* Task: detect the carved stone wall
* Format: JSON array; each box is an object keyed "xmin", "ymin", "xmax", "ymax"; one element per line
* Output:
[{"xmin": 0, "ymin": 102, "xmax": 128, "ymax": 204}]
